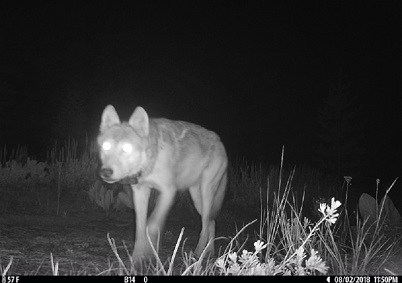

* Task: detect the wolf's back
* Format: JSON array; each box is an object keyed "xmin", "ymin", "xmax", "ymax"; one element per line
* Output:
[{"xmin": 149, "ymin": 118, "xmax": 226, "ymax": 161}]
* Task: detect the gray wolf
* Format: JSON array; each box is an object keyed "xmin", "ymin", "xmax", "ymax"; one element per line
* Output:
[{"xmin": 97, "ymin": 105, "xmax": 227, "ymax": 260}]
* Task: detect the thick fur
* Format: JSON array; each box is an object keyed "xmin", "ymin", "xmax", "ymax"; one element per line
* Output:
[{"xmin": 98, "ymin": 105, "xmax": 227, "ymax": 260}]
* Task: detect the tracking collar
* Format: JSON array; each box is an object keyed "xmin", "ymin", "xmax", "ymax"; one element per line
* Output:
[{"xmin": 119, "ymin": 170, "xmax": 142, "ymax": 185}]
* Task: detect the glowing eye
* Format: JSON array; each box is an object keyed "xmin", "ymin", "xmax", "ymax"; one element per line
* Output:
[
  {"xmin": 102, "ymin": 142, "xmax": 112, "ymax": 151},
  {"xmin": 122, "ymin": 143, "xmax": 133, "ymax": 153}
]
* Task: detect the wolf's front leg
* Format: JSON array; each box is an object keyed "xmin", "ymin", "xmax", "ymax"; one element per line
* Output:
[
  {"xmin": 146, "ymin": 188, "xmax": 176, "ymax": 245},
  {"xmin": 131, "ymin": 184, "xmax": 152, "ymax": 260}
]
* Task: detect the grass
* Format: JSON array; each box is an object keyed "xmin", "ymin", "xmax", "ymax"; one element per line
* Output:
[{"xmin": 0, "ymin": 142, "xmax": 401, "ymax": 275}]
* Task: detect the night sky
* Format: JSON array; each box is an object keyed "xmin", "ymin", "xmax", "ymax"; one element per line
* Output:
[{"xmin": 1, "ymin": 3, "xmax": 401, "ymax": 188}]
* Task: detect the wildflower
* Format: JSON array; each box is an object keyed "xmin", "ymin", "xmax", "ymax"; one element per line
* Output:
[
  {"xmin": 227, "ymin": 262, "xmax": 241, "ymax": 274},
  {"xmin": 295, "ymin": 247, "xmax": 306, "ymax": 266},
  {"xmin": 254, "ymin": 240, "xmax": 267, "ymax": 252},
  {"xmin": 239, "ymin": 249, "xmax": 252, "ymax": 264},
  {"xmin": 318, "ymin": 197, "xmax": 341, "ymax": 225},
  {"xmin": 305, "ymin": 249, "xmax": 329, "ymax": 275},
  {"xmin": 228, "ymin": 252, "xmax": 238, "ymax": 264},
  {"xmin": 215, "ymin": 257, "xmax": 226, "ymax": 271},
  {"xmin": 344, "ymin": 176, "xmax": 352, "ymax": 185}
]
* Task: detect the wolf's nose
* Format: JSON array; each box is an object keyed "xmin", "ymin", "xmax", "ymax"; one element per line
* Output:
[{"xmin": 100, "ymin": 168, "xmax": 113, "ymax": 179}]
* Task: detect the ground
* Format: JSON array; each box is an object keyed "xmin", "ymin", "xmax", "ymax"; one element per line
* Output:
[
  {"xmin": 0, "ymin": 204, "xmax": 224, "ymax": 275},
  {"xmin": 0, "ymin": 194, "xmax": 401, "ymax": 275},
  {"xmin": 380, "ymin": 247, "xmax": 402, "ymax": 275}
]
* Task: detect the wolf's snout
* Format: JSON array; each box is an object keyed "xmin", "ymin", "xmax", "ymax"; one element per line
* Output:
[{"xmin": 100, "ymin": 167, "xmax": 113, "ymax": 179}]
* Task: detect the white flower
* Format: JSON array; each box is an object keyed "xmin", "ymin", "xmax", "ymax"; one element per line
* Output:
[
  {"xmin": 318, "ymin": 198, "xmax": 341, "ymax": 225},
  {"xmin": 306, "ymin": 249, "xmax": 329, "ymax": 275},
  {"xmin": 215, "ymin": 257, "xmax": 226, "ymax": 271},
  {"xmin": 254, "ymin": 240, "xmax": 267, "ymax": 252},
  {"xmin": 228, "ymin": 252, "xmax": 238, "ymax": 264}
]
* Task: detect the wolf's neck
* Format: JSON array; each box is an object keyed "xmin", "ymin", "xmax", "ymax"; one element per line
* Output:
[{"xmin": 140, "ymin": 121, "xmax": 159, "ymax": 176}]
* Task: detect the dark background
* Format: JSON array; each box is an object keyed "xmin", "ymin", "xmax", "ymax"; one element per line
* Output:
[{"xmin": 1, "ymin": 3, "xmax": 401, "ymax": 197}]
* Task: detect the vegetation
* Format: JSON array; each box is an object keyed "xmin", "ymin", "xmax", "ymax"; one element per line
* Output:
[{"xmin": 0, "ymin": 141, "xmax": 400, "ymax": 275}]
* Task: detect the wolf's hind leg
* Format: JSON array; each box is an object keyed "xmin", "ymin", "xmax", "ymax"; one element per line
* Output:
[{"xmin": 191, "ymin": 158, "xmax": 227, "ymax": 257}]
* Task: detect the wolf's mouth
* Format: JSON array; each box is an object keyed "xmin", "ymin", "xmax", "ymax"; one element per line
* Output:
[
  {"xmin": 100, "ymin": 167, "xmax": 142, "ymax": 184},
  {"xmin": 119, "ymin": 171, "xmax": 142, "ymax": 185}
]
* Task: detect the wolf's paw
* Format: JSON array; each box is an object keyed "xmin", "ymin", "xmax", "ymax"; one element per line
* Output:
[{"xmin": 132, "ymin": 247, "xmax": 154, "ymax": 262}]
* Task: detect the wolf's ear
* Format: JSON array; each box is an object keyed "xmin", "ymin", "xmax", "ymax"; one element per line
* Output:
[
  {"xmin": 100, "ymin": 105, "xmax": 120, "ymax": 132},
  {"xmin": 128, "ymin": 106, "xmax": 149, "ymax": 137}
]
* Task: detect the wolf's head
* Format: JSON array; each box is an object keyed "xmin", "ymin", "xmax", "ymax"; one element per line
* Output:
[{"xmin": 97, "ymin": 105, "xmax": 150, "ymax": 184}]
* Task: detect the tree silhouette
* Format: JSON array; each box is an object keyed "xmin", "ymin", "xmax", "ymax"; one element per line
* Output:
[{"xmin": 313, "ymin": 73, "xmax": 368, "ymax": 178}]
